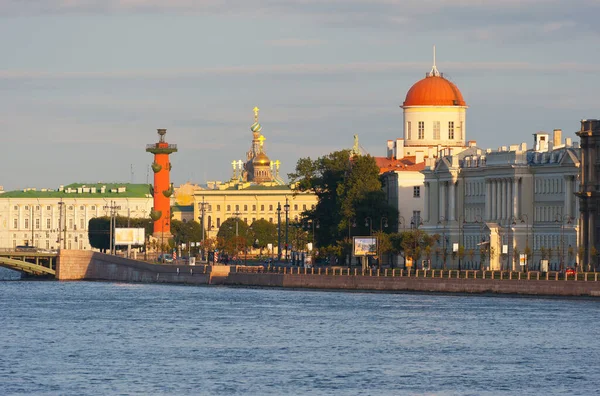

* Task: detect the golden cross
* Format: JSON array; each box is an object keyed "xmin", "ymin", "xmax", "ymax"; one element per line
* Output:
[
  {"xmin": 253, "ymin": 106, "xmax": 260, "ymax": 122},
  {"xmin": 258, "ymin": 134, "xmax": 266, "ymax": 147},
  {"xmin": 274, "ymin": 160, "xmax": 280, "ymax": 170}
]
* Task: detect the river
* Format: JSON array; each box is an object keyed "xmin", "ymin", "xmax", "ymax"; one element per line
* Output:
[{"xmin": 1, "ymin": 272, "xmax": 599, "ymax": 395}]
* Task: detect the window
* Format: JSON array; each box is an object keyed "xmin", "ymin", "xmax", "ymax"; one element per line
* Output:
[
  {"xmin": 217, "ymin": 205, "xmax": 221, "ymax": 211},
  {"xmin": 13, "ymin": 219, "xmax": 17, "ymax": 229},
  {"xmin": 252, "ymin": 205, "xmax": 256, "ymax": 211},
  {"xmin": 418, "ymin": 122, "xmax": 425, "ymax": 139},
  {"xmin": 433, "ymin": 121, "xmax": 440, "ymax": 140},
  {"xmin": 69, "ymin": 219, "xmax": 74, "ymax": 229},
  {"xmin": 217, "ymin": 218, "xmax": 221, "ymax": 228},
  {"xmin": 303, "ymin": 204, "xmax": 307, "ymax": 210},
  {"xmin": 36, "ymin": 206, "xmax": 40, "ymax": 211},
  {"xmin": 68, "ymin": 206, "xmax": 73, "ymax": 210},
  {"xmin": 413, "ymin": 186, "xmax": 421, "ymax": 198},
  {"xmin": 460, "ymin": 121, "xmax": 463, "ymax": 139},
  {"xmin": 412, "ymin": 210, "xmax": 421, "ymax": 228},
  {"xmin": 46, "ymin": 218, "xmax": 51, "ymax": 229},
  {"xmin": 227, "ymin": 205, "xmax": 231, "ymax": 211},
  {"xmin": 407, "ymin": 121, "xmax": 412, "ymax": 140},
  {"xmin": 269, "ymin": 204, "xmax": 273, "ymax": 211},
  {"xmin": 91, "ymin": 206, "xmax": 96, "ymax": 210},
  {"xmin": 448, "ymin": 121, "xmax": 455, "ymax": 139},
  {"xmin": 25, "ymin": 206, "xmax": 29, "ymax": 210},
  {"xmin": 46, "ymin": 206, "xmax": 51, "ymax": 211},
  {"xmin": 35, "ymin": 219, "xmax": 40, "ymax": 229},
  {"xmin": 244, "ymin": 218, "xmax": 248, "ymax": 224},
  {"xmin": 294, "ymin": 204, "xmax": 298, "ymax": 211},
  {"xmin": 244, "ymin": 205, "xmax": 248, "ymax": 211},
  {"xmin": 13, "ymin": 205, "xmax": 18, "ymax": 211},
  {"xmin": 79, "ymin": 206, "xmax": 84, "ymax": 211},
  {"xmin": 25, "ymin": 219, "xmax": 29, "ymax": 229},
  {"xmin": 261, "ymin": 205, "xmax": 265, "ymax": 211},
  {"xmin": 235, "ymin": 204, "xmax": 239, "ymax": 211},
  {"xmin": 269, "ymin": 218, "xmax": 273, "ymax": 223},
  {"xmin": 80, "ymin": 219, "xmax": 85, "ymax": 229}
]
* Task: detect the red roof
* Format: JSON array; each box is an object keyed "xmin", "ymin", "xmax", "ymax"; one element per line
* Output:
[
  {"xmin": 374, "ymin": 156, "xmax": 426, "ymax": 174},
  {"xmin": 403, "ymin": 75, "xmax": 466, "ymax": 107}
]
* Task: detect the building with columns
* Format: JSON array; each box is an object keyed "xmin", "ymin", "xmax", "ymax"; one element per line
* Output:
[
  {"xmin": 576, "ymin": 119, "xmax": 600, "ymax": 270},
  {"xmin": 379, "ymin": 52, "xmax": 476, "ymax": 233},
  {"xmin": 421, "ymin": 129, "xmax": 580, "ymax": 271}
]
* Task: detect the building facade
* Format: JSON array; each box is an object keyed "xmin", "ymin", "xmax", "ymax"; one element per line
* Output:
[
  {"xmin": 421, "ymin": 130, "xmax": 580, "ymax": 271},
  {"xmin": 0, "ymin": 183, "xmax": 153, "ymax": 250}
]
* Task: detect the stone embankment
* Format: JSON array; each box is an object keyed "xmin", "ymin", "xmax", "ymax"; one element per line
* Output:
[{"xmin": 56, "ymin": 251, "xmax": 600, "ymax": 297}]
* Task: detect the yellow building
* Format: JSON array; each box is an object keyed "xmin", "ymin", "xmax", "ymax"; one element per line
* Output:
[{"xmin": 178, "ymin": 107, "xmax": 317, "ymax": 238}]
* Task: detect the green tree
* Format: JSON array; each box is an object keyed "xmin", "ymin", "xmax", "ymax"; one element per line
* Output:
[
  {"xmin": 250, "ymin": 219, "xmax": 277, "ymax": 252},
  {"xmin": 289, "ymin": 150, "xmax": 397, "ymax": 248},
  {"xmin": 170, "ymin": 219, "xmax": 204, "ymax": 253}
]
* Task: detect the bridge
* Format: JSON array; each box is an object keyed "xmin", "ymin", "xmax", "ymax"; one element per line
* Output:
[{"xmin": 0, "ymin": 250, "xmax": 58, "ymax": 277}]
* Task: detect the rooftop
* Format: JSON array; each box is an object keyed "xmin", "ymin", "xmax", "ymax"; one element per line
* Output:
[{"xmin": 0, "ymin": 183, "xmax": 152, "ymax": 199}]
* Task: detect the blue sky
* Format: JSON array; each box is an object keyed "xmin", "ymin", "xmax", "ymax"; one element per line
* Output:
[{"xmin": 1, "ymin": 0, "xmax": 599, "ymax": 191}]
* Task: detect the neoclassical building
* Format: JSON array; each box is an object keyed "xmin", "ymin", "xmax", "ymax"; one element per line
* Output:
[
  {"xmin": 0, "ymin": 183, "xmax": 153, "ymax": 250},
  {"xmin": 421, "ymin": 129, "xmax": 580, "ymax": 271},
  {"xmin": 380, "ymin": 55, "xmax": 476, "ymax": 233}
]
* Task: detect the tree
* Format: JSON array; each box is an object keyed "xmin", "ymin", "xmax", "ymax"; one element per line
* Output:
[
  {"xmin": 400, "ymin": 229, "xmax": 436, "ymax": 270},
  {"xmin": 289, "ymin": 150, "xmax": 397, "ymax": 248},
  {"xmin": 170, "ymin": 219, "xmax": 204, "ymax": 251},
  {"xmin": 250, "ymin": 219, "xmax": 277, "ymax": 253}
]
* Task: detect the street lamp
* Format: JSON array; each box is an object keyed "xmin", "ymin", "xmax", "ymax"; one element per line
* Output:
[
  {"xmin": 520, "ymin": 214, "xmax": 529, "ymax": 272},
  {"xmin": 458, "ymin": 215, "xmax": 466, "ymax": 271},
  {"xmin": 438, "ymin": 216, "xmax": 447, "ymax": 270},
  {"xmin": 284, "ymin": 198, "xmax": 290, "ymax": 262},
  {"xmin": 508, "ymin": 216, "xmax": 517, "ymax": 271},
  {"xmin": 555, "ymin": 214, "xmax": 573, "ymax": 272},
  {"xmin": 410, "ymin": 215, "xmax": 423, "ymax": 272},
  {"xmin": 161, "ymin": 221, "xmax": 169, "ymax": 262},
  {"xmin": 277, "ymin": 202, "xmax": 282, "ymax": 261},
  {"xmin": 365, "ymin": 217, "xmax": 373, "ymax": 235},
  {"xmin": 377, "ymin": 216, "xmax": 388, "ymax": 270}
]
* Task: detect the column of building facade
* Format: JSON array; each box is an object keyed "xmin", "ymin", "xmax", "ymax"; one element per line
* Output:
[
  {"xmin": 512, "ymin": 177, "xmax": 519, "ymax": 218},
  {"xmin": 506, "ymin": 178, "xmax": 512, "ymax": 221},
  {"xmin": 564, "ymin": 176, "xmax": 572, "ymax": 218},
  {"xmin": 485, "ymin": 179, "xmax": 491, "ymax": 221},
  {"xmin": 490, "ymin": 180, "xmax": 497, "ymax": 221},
  {"xmin": 439, "ymin": 181, "xmax": 446, "ymax": 221},
  {"xmin": 424, "ymin": 182, "xmax": 430, "ymax": 223},
  {"xmin": 448, "ymin": 179, "xmax": 456, "ymax": 221}
]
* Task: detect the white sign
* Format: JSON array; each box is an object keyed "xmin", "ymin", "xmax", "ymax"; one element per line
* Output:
[
  {"xmin": 307, "ymin": 242, "xmax": 313, "ymax": 252},
  {"xmin": 540, "ymin": 259, "xmax": 549, "ymax": 272},
  {"xmin": 114, "ymin": 228, "xmax": 145, "ymax": 246},
  {"xmin": 267, "ymin": 243, "xmax": 273, "ymax": 251},
  {"xmin": 502, "ymin": 245, "xmax": 508, "ymax": 254},
  {"xmin": 452, "ymin": 243, "xmax": 459, "ymax": 252},
  {"xmin": 520, "ymin": 254, "xmax": 527, "ymax": 266}
]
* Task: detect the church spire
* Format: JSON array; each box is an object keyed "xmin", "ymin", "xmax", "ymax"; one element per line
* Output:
[{"xmin": 428, "ymin": 45, "xmax": 441, "ymax": 77}]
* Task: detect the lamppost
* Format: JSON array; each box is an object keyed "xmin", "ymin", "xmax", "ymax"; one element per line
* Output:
[
  {"xmin": 410, "ymin": 215, "xmax": 423, "ymax": 271},
  {"xmin": 365, "ymin": 217, "xmax": 373, "ymax": 235},
  {"xmin": 303, "ymin": 219, "xmax": 320, "ymax": 245},
  {"xmin": 244, "ymin": 226, "xmax": 253, "ymax": 265},
  {"xmin": 277, "ymin": 202, "xmax": 282, "ymax": 261},
  {"xmin": 508, "ymin": 216, "xmax": 517, "ymax": 271},
  {"xmin": 198, "ymin": 197, "xmax": 208, "ymax": 261},
  {"xmin": 161, "ymin": 221, "xmax": 169, "ymax": 262},
  {"xmin": 474, "ymin": 215, "xmax": 484, "ymax": 271},
  {"xmin": 377, "ymin": 216, "xmax": 388, "ymax": 270},
  {"xmin": 232, "ymin": 211, "xmax": 241, "ymax": 258},
  {"xmin": 438, "ymin": 216, "xmax": 447, "ymax": 270},
  {"xmin": 555, "ymin": 214, "xmax": 573, "ymax": 272},
  {"xmin": 348, "ymin": 218, "xmax": 356, "ymax": 267},
  {"xmin": 284, "ymin": 198, "xmax": 290, "ymax": 262},
  {"xmin": 57, "ymin": 200, "xmax": 64, "ymax": 250},
  {"xmin": 520, "ymin": 214, "xmax": 529, "ymax": 272}
]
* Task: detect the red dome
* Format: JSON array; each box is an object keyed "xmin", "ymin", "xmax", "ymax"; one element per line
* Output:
[{"xmin": 403, "ymin": 75, "xmax": 466, "ymax": 107}]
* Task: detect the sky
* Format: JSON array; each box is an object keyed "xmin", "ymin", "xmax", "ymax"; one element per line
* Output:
[{"xmin": 1, "ymin": 0, "xmax": 599, "ymax": 191}]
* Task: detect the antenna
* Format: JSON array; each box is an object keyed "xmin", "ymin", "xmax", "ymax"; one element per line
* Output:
[
  {"xmin": 429, "ymin": 45, "xmax": 440, "ymax": 77},
  {"xmin": 130, "ymin": 164, "xmax": 134, "ymax": 184}
]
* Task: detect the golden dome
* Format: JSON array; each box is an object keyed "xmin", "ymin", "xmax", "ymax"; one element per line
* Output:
[{"xmin": 253, "ymin": 152, "xmax": 271, "ymax": 166}]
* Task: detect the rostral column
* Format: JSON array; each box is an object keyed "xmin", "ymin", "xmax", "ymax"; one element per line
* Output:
[{"xmin": 146, "ymin": 129, "xmax": 177, "ymax": 240}]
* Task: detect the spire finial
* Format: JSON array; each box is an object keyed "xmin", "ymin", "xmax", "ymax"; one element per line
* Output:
[
  {"xmin": 429, "ymin": 45, "xmax": 440, "ymax": 77},
  {"xmin": 253, "ymin": 106, "xmax": 260, "ymax": 122}
]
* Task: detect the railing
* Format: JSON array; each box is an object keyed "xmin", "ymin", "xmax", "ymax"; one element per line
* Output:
[
  {"xmin": 146, "ymin": 144, "xmax": 178, "ymax": 150},
  {"xmin": 232, "ymin": 266, "xmax": 600, "ymax": 281}
]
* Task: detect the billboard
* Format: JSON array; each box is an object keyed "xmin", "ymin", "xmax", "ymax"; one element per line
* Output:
[
  {"xmin": 114, "ymin": 228, "xmax": 145, "ymax": 246},
  {"xmin": 353, "ymin": 236, "xmax": 377, "ymax": 256}
]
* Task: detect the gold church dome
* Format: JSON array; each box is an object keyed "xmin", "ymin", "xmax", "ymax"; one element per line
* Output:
[{"xmin": 253, "ymin": 152, "xmax": 271, "ymax": 166}]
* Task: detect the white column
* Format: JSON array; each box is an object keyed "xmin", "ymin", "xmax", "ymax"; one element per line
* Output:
[
  {"xmin": 491, "ymin": 180, "xmax": 497, "ymax": 220},
  {"xmin": 485, "ymin": 180, "xmax": 491, "ymax": 221},
  {"xmin": 506, "ymin": 178, "xmax": 511, "ymax": 220},
  {"xmin": 565, "ymin": 176, "xmax": 572, "ymax": 218},
  {"xmin": 513, "ymin": 177, "xmax": 519, "ymax": 218},
  {"xmin": 449, "ymin": 180, "xmax": 456, "ymax": 221},
  {"xmin": 439, "ymin": 181, "xmax": 446, "ymax": 220},
  {"xmin": 424, "ymin": 182, "xmax": 430, "ymax": 223},
  {"xmin": 498, "ymin": 179, "xmax": 504, "ymax": 221}
]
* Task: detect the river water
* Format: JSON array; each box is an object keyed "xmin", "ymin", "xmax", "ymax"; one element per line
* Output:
[{"xmin": 1, "ymin": 271, "xmax": 600, "ymax": 395}]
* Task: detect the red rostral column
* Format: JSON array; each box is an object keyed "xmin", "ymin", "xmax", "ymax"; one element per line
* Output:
[{"xmin": 146, "ymin": 129, "xmax": 177, "ymax": 239}]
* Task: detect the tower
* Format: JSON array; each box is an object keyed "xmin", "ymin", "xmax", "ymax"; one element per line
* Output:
[{"xmin": 146, "ymin": 128, "xmax": 178, "ymax": 240}]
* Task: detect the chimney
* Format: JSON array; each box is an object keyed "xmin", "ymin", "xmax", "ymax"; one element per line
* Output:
[
  {"xmin": 533, "ymin": 132, "xmax": 549, "ymax": 152},
  {"xmin": 395, "ymin": 139, "xmax": 405, "ymax": 160},
  {"xmin": 387, "ymin": 140, "xmax": 394, "ymax": 159},
  {"xmin": 553, "ymin": 129, "xmax": 562, "ymax": 147},
  {"xmin": 565, "ymin": 137, "xmax": 572, "ymax": 147},
  {"xmin": 415, "ymin": 151, "xmax": 425, "ymax": 164}
]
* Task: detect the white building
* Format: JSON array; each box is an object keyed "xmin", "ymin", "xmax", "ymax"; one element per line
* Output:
[
  {"xmin": 0, "ymin": 183, "xmax": 153, "ymax": 250},
  {"xmin": 380, "ymin": 56, "xmax": 475, "ymax": 233},
  {"xmin": 421, "ymin": 130, "xmax": 580, "ymax": 271}
]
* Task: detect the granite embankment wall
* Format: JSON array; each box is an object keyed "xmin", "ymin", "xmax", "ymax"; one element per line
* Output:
[
  {"xmin": 56, "ymin": 250, "xmax": 223, "ymax": 284},
  {"xmin": 226, "ymin": 269, "xmax": 600, "ymax": 297},
  {"xmin": 55, "ymin": 251, "xmax": 600, "ymax": 296}
]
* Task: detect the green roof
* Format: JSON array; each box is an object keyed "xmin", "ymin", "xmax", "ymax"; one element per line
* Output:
[
  {"xmin": 172, "ymin": 205, "xmax": 194, "ymax": 212},
  {"xmin": 222, "ymin": 184, "xmax": 292, "ymax": 191},
  {"xmin": 0, "ymin": 183, "xmax": 152, "ymax": 199}
]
